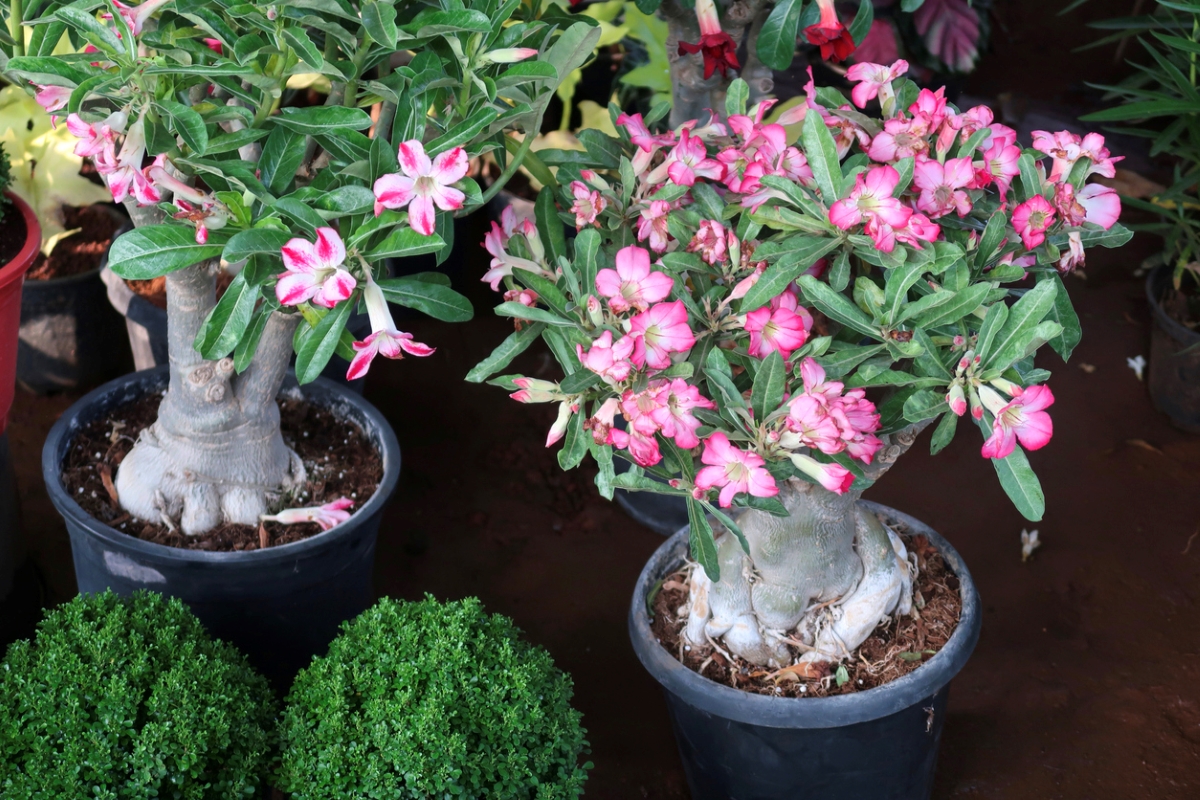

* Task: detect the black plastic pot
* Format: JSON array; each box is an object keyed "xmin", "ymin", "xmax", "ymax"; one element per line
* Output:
[
  {"xmin": 42, "ymin": 366, "xmax": 401, "ymax": 687},
  {"xmin": 17, "ymin": 206, "xmax": 132, "ymax": 394},
  {"xmin": 1147, "ymin": 264, "xmax": 1200, "ymax": 433},
  {"xmin": 629, "ymin": 502, "xmax": 982, "ymax": 800},
  {"xmin": 0, "ymin": 432, "xmax": 17, "ymax": 601}
]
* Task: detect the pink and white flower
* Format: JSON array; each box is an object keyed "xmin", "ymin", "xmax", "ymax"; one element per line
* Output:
[
  {"xmin": 148, "ymin": 163, "xmax": 230, "ymax": 244},
  {"xmin": 576, "ymin": 330, "xmax": 636, "ymax": 386},
  {"xmin": 785, "ymin": 395, "xmax": 844, "ymax": 454},
  {"xmin": 346, "ymin": 276, "xmax": 435, "ymax": 380},
  {"xmin": 846, "ymin": 59, "xmax": 908, "ymax": 110},
  {"xmin": 686, "ymin": 219, "xmax": 729, "ymax": 265},
  {"xmin": 637, "ymin": 200, "xmax": 672, "ymax": 253},
  {"xmin": 789, "ymin": 452, "xmax": 854, "ymax": 494},
  {"xmin": 595, "ymin": 245, "xmax": 675, "ymax": 314},
  {"xmin": 979, "ymin": 384, "xmax": 1055, "ymax": 460},
  {"xmin": 912, "ymin": 156, "xmax": 974, "ymax": 218},
  {"xmin": 972, "ymin": 140, "xmax": 1021, "ymax": 195},
  {"xmin": 653, "ymin": 129, "xmax": 723, "ymax": 187},
  {"xmin": 276, "ymin": 227, "xmax": 357, "ymax": 309},
  {"xmin": 650, "ymin": 378, "xmax": 716, "ymax": 449},
  {"xmin": 109, "ymin": 0, "xmax": 172, "ymax": 37},
  {"xmin": 829, "ymin": 165, "xmax": 912, "ymax": 251},
  {"xmin": 105, "ymin": 117, "xmax": 161, "ymax": 205},
  {"xmin": 628, "ymin": 300, "xmax": 696, "ymax": 369},
  {"xmin": 32, "ymin": 83, "xmax": 70, "ymax": 123},
  {"xmin": 1011, "ymin": 195, "xmax": 1056, "ymax": 251},
  {"xmin": 742, "ymin": 290, "xmax": 813, "ymax": 360},
  {"xmin": 1074, "ymin": 183, "xmax": 1121, "ymax": 230},
  {"xmin": 67, "ymin": 110, "xmax": 126, "ymax": 166},
  {"xmin": 481, "ymin": 218, "xmax": 545, "ymax": 291},
  {"xmin": 261, "ymin": 498, "xmax": 354, "ymax": 531},
  {"xmin": 868, "ymin": 116, "xmax": 931, "ymax": 163},
  {"xmin": 373, "ymin": 140, "xmax": 468, "ymax": 236},
  {"xmin": 570, "ymin": 180, "xmax": 606, "ymax": 228},
  {"xmin": 694, "ymin": 432, "xmax": 778, "ymax": 507}
]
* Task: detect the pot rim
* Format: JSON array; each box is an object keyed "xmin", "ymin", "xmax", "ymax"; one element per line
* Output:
[
  {"xmin": 0, "ymin": 191, "xmax": 43, "ymax": 292},
  {"xmin": 628, "ymin": 501, "xmax": 982, "ymax": 730},
  {"xmin": 41, "ymin": 365, "xmax": 401, "ymax": 565},
  {"xmin": 1147, "ymin": 263, "xmax": 1200, "ymax": 347}
]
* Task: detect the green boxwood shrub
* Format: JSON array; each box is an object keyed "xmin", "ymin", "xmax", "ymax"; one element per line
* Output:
[
  {"xmin": 0, "ymin": 591, "xmax": 276, "ymax": 799},
  {"xmin": 278, "ymin": 596, "xmax": 590, "ymax": 800}
]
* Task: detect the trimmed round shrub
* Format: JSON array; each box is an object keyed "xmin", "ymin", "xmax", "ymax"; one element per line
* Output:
[
  {"xmin": 278, "ymin": 596, "xmax": 590, "ymax": 799},
  {"xmin": 0, "ymin": 591, "xmax": 276, "ymax": 799}
]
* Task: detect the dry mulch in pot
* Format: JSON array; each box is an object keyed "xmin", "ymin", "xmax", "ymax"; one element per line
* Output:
[
  {"xmin": 60, "ymin": 392, "xmax": 382, "ymax": 552},
  {"xmin": 126, "ymin": 269, "xmax": 234, "ymax": 311},
  {"xmin": 650, "ymin": 519, "xmax": 963, "ymax": 699},
  {"xmin": 27, "ymin": 205, "xmax": 121, "ymax": 280}
]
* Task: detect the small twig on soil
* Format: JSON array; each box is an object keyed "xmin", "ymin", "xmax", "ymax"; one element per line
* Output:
[
  {"xmin": 258, "ymin": 522, "xmax": 270, "ymax": 550},
  {"xmin": 1183, "ymin": 525, "xmax": 1199, "ymax": 556},
  {"xmin": 99, "ymin": 464, "xmax": 119, "ymax": 506}
]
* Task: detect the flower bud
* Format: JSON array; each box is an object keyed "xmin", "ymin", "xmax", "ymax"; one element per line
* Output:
[
  {"xmin": 946, "ymin": 383, "xmax": 967, "ymax": 417},
  {"xmin": 480, "ymin": 48, "xmax": 539, "ymax": 65},
  {"xmin": 510, "ymin": 377, "xmax": 562, "ymax": 404}
]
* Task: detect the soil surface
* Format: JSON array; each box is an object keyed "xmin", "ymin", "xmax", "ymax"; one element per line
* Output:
[
  {"xmin": 58, "ymin": 393, "xmax": 382, "ymax": 551},
  {"xmin": 26, "ymin": 205, "xmax": 121, "ymax": 281},
  {"xmin": 651, "ymin": 527, "xmax": 962, "ymax": 698},
  {"xmin": 0, "ymin": 201, "xmax": 28, "ymax": 268}
]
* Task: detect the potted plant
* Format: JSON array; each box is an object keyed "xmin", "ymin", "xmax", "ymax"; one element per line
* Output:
[
  {"xmin": 0, "ymin": 84, "xmax": 128, "ymax": 394},
  {"xmin": 469, "ymin": 47, "xmax": 1130, "ymax": 795},
  {"xmin": 1081, "ymin": 0, "xmax": 1200, "ymax": 432},
  {"xmin": 7, "ymin": 0, "xmax": 593, "ymax": 681},
  {"xmin": 0, "ymin": 590, "xmax": 276, "ymax": 796},
  {"xmin": 277, "ymin": 595, "xmax": 590, "ymax": 799}
]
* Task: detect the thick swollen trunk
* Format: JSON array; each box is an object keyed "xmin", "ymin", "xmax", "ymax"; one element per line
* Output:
[
  {"xmin": 683, "ymin": 426, "xmax": 928, "ymax": 667},
  {"xmin": 113, "ymin": 206, "xmax": 304, "ymax": 536}
]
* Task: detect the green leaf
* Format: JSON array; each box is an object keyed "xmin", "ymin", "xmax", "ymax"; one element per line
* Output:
[
  {"xmin": 294, "ymin": 301, "xmax": 353, "ymax": 385},
  {"xmin": 557, "ymin": 411, "xmax": 588, "ymax": 470},
  {"xmin": 377, "ymin": 278, "xmax": 473, "ymax": 322},
  {"xmin": 160, "ymin": 101, "xmax": 209, "ymax": 156},
  {"xmin": 514, "ymin": 267, "xmax": 569, "ymax": 316},
  {"xmin": 259, "ymin": 126, "xmax": 305, "ymax": 195},
  {"xmin": 1018, "ymin": 152, "xmax": 1042, "ymax": 201},
  {"xmin": 882, "ymin": 260, "xmax": 931, "ymax": 325},
  {"xmin": 574, "ymin": 228, "xmax": 601, "ymax": 297},
  {"xmin": 361, "ymin": 1, "xmax": 399, "ymax": 47},
  {"xmin": 797, "ymin": 274, "xmax": 880, "ymax": 338},
  {"xmin": 314, "ymin": 186, "xmax": 376, "ymax": 215},
  {"xmin": 233, "ymin": 302, "xmax": 274, "ymax": 373},
  {"xmin": 193, "ymin": 272, "xmax": 257, "ymax": 359},
  {"xmin": 223, "ymin": 228, "xmax": 291, "ymax": 263},
  {"xmin": 107, "ymin": 226, "xmax": 224, "ymax": 280},
  {"xmin": 560, "ymin": 369, "xmax": 601, "ymax": 394},
  {"xmin": 725, "ymin": 78, "xmax": 750, "ymax": 118},
  {"xmin": 756, "ymin": 0, "xmax": 802, "ymax": 71},
  {"xmin": 814, "ymin": 343, "xmax": 886, "ymax": 378},
  {"xmin": 544, "ymin": 22, "xmax": 603, "ymax": 94},
  {"xmin": 425, "ymin": 106, "xmax": 501, "ymax": 156},
  {"xmin": 272, "ymin": 106, "xmax": 373, "ymax": 135},
  {"xmin": 366, "ymin": 228, "xmax": 446, "ymax": 260},
  {"xmin": 55, "ymin": 7, "xmax": 123, "ymax": 55},
  {"xmin": 577, "ymin": 129, "xmax": 622, "ymax": 169},
  {"xmin": 591, "ymin": 440, "xmax": 616, "ymax": 499},
  {"xmin": 740, "ymin": 238, "xmax": 840, "ymax": 312},
  {"xmin": 803, "ymin": 109, "xmax": 842, "ymax": 204},
  {"xmin": 466, "ymin": 323, "xmax": 547, "ymax": 382},
  {"xmin": 992, "ymin": 444, "xmax": 1045, "ymax": 521},
  {"xmin": 909, "ymin": 283, "xmax": 992, "ymax": 329},
  {"xmin": 848, "ymin": 0, "xmax": 875, "ymax": 44},
  {"xmin": 983, "ymin": 279, "xmax": 1057, "ymax": 370},
  {"xmin": 1037, "ymin": 273, "xmax": 1081, "ymax": 362},
  {"xmin": 929, "ymin": 411, "xmax": 957, "ymax": 455},
  {"xmin": 536, "ymin": 186, "xmax": 567, "ymax": 262},
  {"xmin": 686, "ymin": 499, "xmax": 720, "ymax": 581},
  {"xmin": 204, "ymin": 128, "xmax": 270, "ymax": 156},
  {"xmin": 902, "ymin": 389, "xmax": 947, "ymax": 423},
  {"xmin": 750, "ymin": 351, "xmax": 786, "ymax": 422},
  {"xmin": 974, "ymin": 301, "xmax": 1009, "ymax": 363},
  {"xmin": 403, "ymin": 9, "xmax": 492, "ymax": 36},
  {"xmin": 282, "ymin": 28, "xmax": 323, "ymax": 70},
  {"xmin": 1080, "ymin": 98, "xmax": 1200, "ymax": 122},
  {"xmin": 4, "ymin": 56, "xmax": 91, "ymax": 86},
  {"xmin": 494, "ymin": 302, "xmax": 574, "ymax": 326}
]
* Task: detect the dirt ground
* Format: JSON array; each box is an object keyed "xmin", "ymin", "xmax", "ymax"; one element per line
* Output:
[{"xmin": 4, "ymin": 1, "xmax": 1200, "ymax": 795}]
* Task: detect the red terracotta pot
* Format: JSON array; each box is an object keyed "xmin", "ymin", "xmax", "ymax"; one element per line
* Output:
[{"xmin": 0, "ymin": 191, "xmax": 42, "ymax": 433}]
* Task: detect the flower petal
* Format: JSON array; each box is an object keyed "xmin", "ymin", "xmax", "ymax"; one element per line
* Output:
[
  {"xmin": 431, "ymin": 147, "xmax": 469, "ymax": 184},
  {"xmin": 407, "ymin": 193, "xmax": 437, "ymax": 236},
  {"xmin": 397, "ymin": 140, "xmax": 432, "ymax": 177}
]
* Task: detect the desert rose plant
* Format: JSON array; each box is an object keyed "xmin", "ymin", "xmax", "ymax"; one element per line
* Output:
[
  {"xmin": 471, "ymin": 64, "xmax": 1130, "ymax": 668},
  {"xmin": 1, "ymin": 0, "xmax": 598, "ymax": 535}
]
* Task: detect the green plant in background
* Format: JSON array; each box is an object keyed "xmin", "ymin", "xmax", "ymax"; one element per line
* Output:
[
  {"xmin": 0, "ymin": 141, "xmax": 11, "ymax": 222},
  {"xmin": 0, "ymin": 591, "xmax": 276, "ymax": 799},
  {"xmin": 0, "ymin": 84, "xmax": 111, "ymax": 253},
  {"xmin": 278, "ymin": 596, "xmax": 590, "ymax": 800},
  {"xmin": 1082, "ymin": 0, "xmax": 1200, "ymax": 290}
]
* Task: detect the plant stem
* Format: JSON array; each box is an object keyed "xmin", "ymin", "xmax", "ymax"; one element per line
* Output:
[
  {"xmin": 9, "ymin": 0, "xmax": 23, "ymax": 58},
  {"xmin": 478, "ymin": 122, "xmax": 542, "ymax": 208}
]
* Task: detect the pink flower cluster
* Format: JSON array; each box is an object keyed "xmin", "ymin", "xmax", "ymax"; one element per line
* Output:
[
  {"xmin": 482, "ymin": 206, "xmax": 549, "ymax": 291},
  {"xmin": 587, "ymin": 377, "xmax": 715, "ymax": 469},
  {"xmin": 785, "ymin": 359, "xmax": 883, "ymax": 466}
]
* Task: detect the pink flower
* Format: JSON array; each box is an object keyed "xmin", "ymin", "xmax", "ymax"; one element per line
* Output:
[
  {"xmin": 1058, "ymin": 231, "xmax": 1085, "ymax": 273},
  {"xmin": 637, "ymin": 200, "xmax": 672, "ymax": 253},
  {"xmin": 909, "ymin": 88, "xmax": 949, "ymax": 130},
  {"xmin": 650, "ymin": 378, "xmax": 716, "ymax": 449},
  {"xmin": 1075, "ymin": 183, "xmax": 1121, "ymax": 230},
  {"xmin": 785, "ymin": 395, "xmax": 844, "ymax": 454},
  {"xmin": 615, "ymin": 112, "xmax": 675, "ymax": 154},
  {"xmin": 894, "ymin": 212, "xmax": 941, "ymax": 248},
  {"xmin": 1011, "ymin": 195, "xmax": 1056, "ymax": 251},
  {"xmin": 105, "ymin": 117, "xmax": 161, "ymax": 205},
  {"xmin": 743, "ymin": 291, "xmax": 813, "ymax": 360},
  {"xmin": 588, "ymin": 397, "xmax": 624, "ymax": 446},
  {"xmin": 622, "ymin": 384, "xmax": 667, "ymax": 438},
  {"xmin": 346, "ymin": 276, "xmax": 435, "ymax": 379},
  {"xmin": 481, "ymin": 218, "xmax": 544, "ymax": 291},
  {"xmin": 829, "ymin": 165, "xmax": 912, "ymax": 252},
  {"xmin": 576, "ymin": 330, "xmax": 635, "ymax": 387},
  {"xmin": 109, "ymin": 0, "xmax": 171, "ymax": 37},
  {"xmin": 203, "ymin": 37, "xmax": 223, "ymax": 55},
  {"xmin": 261, "ymin": 498, "xmax": 354, "ymax": 531},
  {"xmin": 66, "ymin": 110, "xmax": 125, "ymax": 165},
  {"xmin": 980, "ymin": 385, "xmax": 1055, "ymax": 460},
  {"xmin": 373, "ymin": 140, "xmax": 468, "ymax": 236},
  {"xmin": 570, "ymin": 180, "xmax": 606, "ymax": 228},
  {"xmin": 868, "ymin": 116, "xmax": 931, "ymax": 163},
  {"xmin": 276, "ymin": 226, "xmax": 357, "ymax": 309},
  {"xmin": 32, "ymin": 83, "xmax": 70, "ymax": 123},
  {"xmin": 686, "ymin": 219, "xmax": 729, "ymax": 265},
  {"xmin": 595, "ymin": 245, "xmax": 675, "ymax": 314},
  {"xmin": 694, "ymin": 433, "xmax": 778, "ymax": 508},
  {"xmin": 846, "ymin": 60, "xmax": 908, "ymax": 109},
  {"xmin": 913, "ymin": 156, "xmax": 974, "ymax": 218},
  {"xmin": 658, "ymin": 129, "xmax": 723, "ymax": 187},
  {"xmin": 150, "ymin": 164, "xmax": 230, "ymax": 244},
  {"xmin": 789, "ymin": 452, "xmax": 854, "ymax": 494},
  {"xmin": 1031, "ymin": 130, "xmax": 1125, "ymax": 181},
  {"xmin": 973, "ymin": 141, "xmax": 1021, "ymax": 195},
  {"xmin": 624, "ymin": 428, "xmax": 662, "ymax": 467},
  {"xmin": 629, "ymin": 301, "xmax": 696, "ymax": 370},
  {"xmin": 800, "ymin": 357, "xmax": 844, "ymax": 406}
]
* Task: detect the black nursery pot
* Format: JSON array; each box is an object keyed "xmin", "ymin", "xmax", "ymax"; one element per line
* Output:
[
  {"xmin": 1147, "ymin": 264, "xmax": 1200, "ymax": 433},
  {"xmin": 629, "ymin": 502, "xmax": 982, "ymax": 800},
  {"xmin": 42, "ymin": 366, "xmax": 401, "ymax": 687},
  {"xmin": 17, "ymin": 210, "xmax": 132, "ymax": 393}
]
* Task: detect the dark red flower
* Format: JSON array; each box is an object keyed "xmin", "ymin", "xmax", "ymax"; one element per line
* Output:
[
  {"xmin": 805, "ymin": 20, "xmax": 856, "ymax": 63},
  {"xmin": 678, "ymin": 32, "xmax": 740, "ymax": 80}
]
